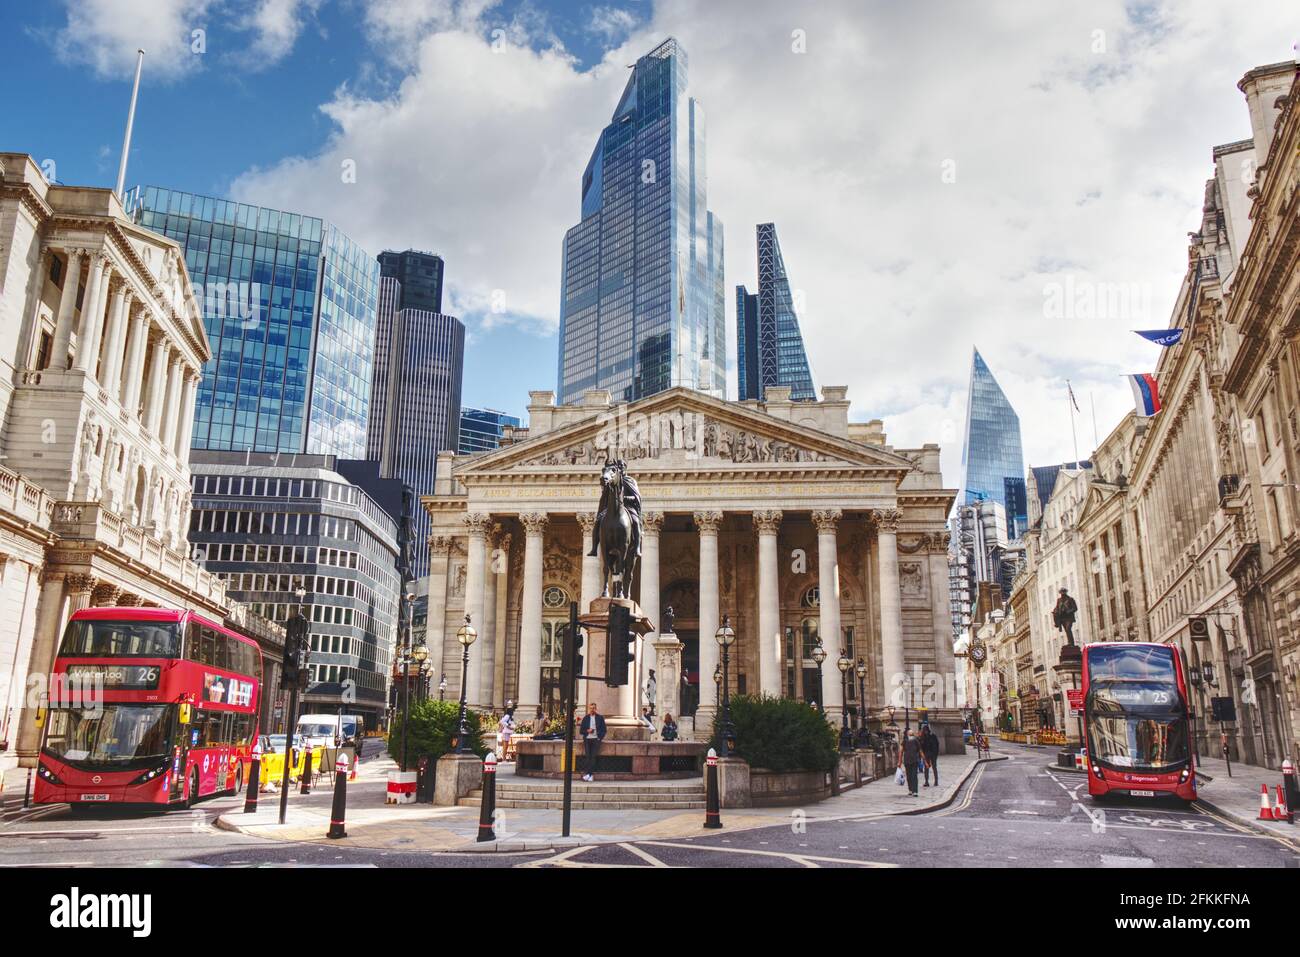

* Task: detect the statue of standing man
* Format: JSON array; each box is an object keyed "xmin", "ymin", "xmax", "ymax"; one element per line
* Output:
[{"xmin": 1052, "ymin": 587, "xmax": 1079, "ymax": 644}]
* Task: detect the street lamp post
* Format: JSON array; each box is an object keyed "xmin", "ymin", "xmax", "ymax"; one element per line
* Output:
[
  {"xmin": 713, "ymin": 663, "xmax": 722, "ymax": 705},
  {"xmin": 836, "ymin": 649, "xmax": 854, "ymax": 753},
  {"xmin": 396, "ymin": 582, "xmax": 416, "ymax": 772},
  {"xmin": 855, "ymin": 657, "xmax": 869, "ymax": 748},
  {"xmin": 411, "ymin": 641, "xmax": 429, "ymax": 703},
  {"xmin": 715, "ymin": 615, "xmax": 737, "ymax": 756},
  {"xmin": 811, "ymin": 640, "xmax": 827, "ymax": 715},
  {"xmin": 453, "ymin": 615, "xmax": 478, "ymax": 754}
]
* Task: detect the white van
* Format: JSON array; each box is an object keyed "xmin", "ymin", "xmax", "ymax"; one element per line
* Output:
[{"xmin": 296, "ymin": 714, "xmax": 364, "ymax": 749}]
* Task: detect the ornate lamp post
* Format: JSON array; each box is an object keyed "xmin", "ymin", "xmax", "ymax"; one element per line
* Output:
[
  {"xmin": 713, "ymin": 663, "xmax": 722, "ymax": 705},
  {"xmin": 453, "ymin": 615, "xmax": 478, "ymax": 754},
  {"xmin": 855, "ymin": 657, "xmax": 869, "ymax": 748},
  {"xmin": 411, "ymin": 641, "xmax": 429, "ymax": 702},
  {"xmin": 811, "ymin": 640, "xmax": 827, "ymax": 715},
  {"xmin": 836, "ymin": 649, "xmax": 854, "ymax": 753},
  {"xmin": 715, "ymin": 614, "xmax": 737, "ymax": 756}
]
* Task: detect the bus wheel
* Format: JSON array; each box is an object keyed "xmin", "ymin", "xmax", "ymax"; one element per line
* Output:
[
  {"xmin": 231, "ymin": 766, "xmax": 244, "ymax": 796},
  {"xmin": 186, "ymin": 768, "xmax": 201, "ymax": 809}
]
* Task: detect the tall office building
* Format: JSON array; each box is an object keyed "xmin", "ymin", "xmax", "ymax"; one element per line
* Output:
[
  {"xmin": 367, "ymin": 274, "xmax": 464, "ymax": 578},
  {"xmin": 378, "ymin": 249, "xmax": 444, "ymax": 313},
  {"xmin": 128, "ymin": 186, "xmax": 380, "ymax": 458},
  {"xmin": 736, "ymin": 223, "xmax": 817, "ymax": 401},
  {"xmin": 556, "ymin": 37, "xmax": 725, "ymax": 405},
  {"xmin": 458, "ymin": 407, "xmax": 521, "ymax": 453},
  {"xmin": 959, "ymin": 348, "xmax": 1025, "ymax": 522}
]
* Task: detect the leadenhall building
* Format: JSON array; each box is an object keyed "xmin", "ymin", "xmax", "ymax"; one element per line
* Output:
[{"xmin": 421, "ymin": 384, "xmax": 961, "ymax": 747}]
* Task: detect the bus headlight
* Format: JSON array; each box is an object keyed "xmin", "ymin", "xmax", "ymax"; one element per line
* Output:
[
  {"xmin": 1091, "ymin": 764, "xmax": 1105, "ymax": 779},
  {"xmin": 37, "ymin": 763, "xmax": 62, "ymax": 785},
  {"xmin": 1179, "ymin": 767, "xmax": 1190, "ymax": 783},
  {"xmin": 130, "ymin": 763, "xmax": 170, "ymax": 785}
]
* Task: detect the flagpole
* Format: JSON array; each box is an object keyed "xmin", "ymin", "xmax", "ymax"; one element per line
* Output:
[
  {"xmin": 115, "ymin": 48, "xmax": 146, "ymax": 200},
  {"xmin": 1090, "ymin": 392, "xmax": 1099, "ymax": 449},
  {"xmin": 1067, "ymin": 380, "xmax": 1079, "ymax": 465}
]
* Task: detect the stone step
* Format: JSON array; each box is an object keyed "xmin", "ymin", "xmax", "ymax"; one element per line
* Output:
[
  {"xmin": 457, "ymin": 796, "xmax": 706, "ymax": 810},
  {"xmin": 492, "ymin": 784, "xmax": 703, "ymax": 797},
  {"xmin": 469, "ymin": 787, "xmax": 704, "ymax": 802}
]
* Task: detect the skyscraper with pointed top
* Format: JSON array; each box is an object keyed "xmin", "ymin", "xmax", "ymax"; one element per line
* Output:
[
  {"xmin": 959, "ymin": 347, "xmax": 1026, "ymax": 534},
  {"xmin": 736, "ymin": 222, "xmax": 817, "ymax": 401},
  {"xmin": 556, "ymin": 37, "xmax": 724, "ymax": 405}
]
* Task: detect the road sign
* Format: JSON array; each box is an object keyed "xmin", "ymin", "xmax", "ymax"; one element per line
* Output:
[{"xmin": 1067, "ymin": 688, "xmax": 1083, "ymax": 716}]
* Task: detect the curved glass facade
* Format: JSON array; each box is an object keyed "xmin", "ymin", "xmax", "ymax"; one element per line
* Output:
[{"xmin": 960, "ymin": 348, "xmax": 1025, "ymax": 523}]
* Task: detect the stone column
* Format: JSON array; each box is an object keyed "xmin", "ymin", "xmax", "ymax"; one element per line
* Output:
[
  {"xmin": 52, "ymin": 248, "xmax": 84, "ymax": 368},
  {"xmin": 78, "ymin": 262, "xmax": 112, "ymax": 377},
  {"xmin": 144, "ymin": 337, "xmax": 170, "ymax": 436},
  {"xmin": 100, "ymin": 286, "xmax": 130, "ymax": 395},
  {"xmin": 426, "ymin": 536, "xmax": 453, "ymax": 689},
  {"xmin": 928, "ymin": 531, "xmax": 956, "ymax": 684},
  {"xmin": 15, "ymin": 571, "xmax": 73, "ymax": 764},
  {"xmin": 577, "ymin": 512, "xmax": 600, "ymax": 611},
  {"xmin": 695, "ymin": 510, "xmax": 723, "ymax": 727},
  {"xmin": 492, "ymin": 532, "xmax": 510, "ymax": 708},
  {"xmin": 754, "ymin": 510, "xmax": 783, "ymax": 698},
  {"xmin": 479, "ymin": 523, "xmax": 500, "ymax": 708},
  {"xmin": 874, "ymin": 509, "xmax": 906, "ymax": 707},
  {"xmin": 120, "ymin": 307, "xmax": 149, "ymax": 413},
  {"xmin": 516, "ymin": 512, "xmax": 548, "ymax": 716},
  {"xmin": 177, "ymin": 372, "xmax": 197, "ymax": 456},
  {"xmin": 637, "ymin": 511, "xmax": 664, "ymax": 712},
  {"xmin": 161, "ymin": 358, "xmax": 185, "ymax": 458},
  {"xmin": 462, "ymin": 512, "xmax": 492, "ymax": 707},
  {"xmin": 814, "ymin": 509, "xmax": 845, "ymax": 719}
]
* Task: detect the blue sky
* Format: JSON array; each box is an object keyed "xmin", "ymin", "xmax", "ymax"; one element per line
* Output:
[{"xmin": 2, "ymin": 1, "xmax": 1294, "ymax": 481}]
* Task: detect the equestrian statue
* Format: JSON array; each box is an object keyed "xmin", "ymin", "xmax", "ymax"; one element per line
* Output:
[{"xmin": 588, "ymin": 458, "xmax": 642, "ymax": 600}]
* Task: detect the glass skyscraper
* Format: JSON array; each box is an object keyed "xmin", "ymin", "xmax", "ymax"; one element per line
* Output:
[
  {"xmin": 378, "ymin": 249, "xmax": 444, "ymax": 314},
  {"xmin": 128, "ymin": 186, "xmax": 380, "ymax": 457},
  {"xmin": 736, "ymin": 223, "xmax": 816, "ymax": 401},
  {"xmin": 458, "ymin": 407, "xmax": 521, "ymax": 453},
  {"xmin": 556, "ymin": 38, "xmax": 725, "ymax": 405},
  {"xmin": 960, "ymin": 347, "xmax": 1025, "ymax": 522},
  {"xmin": 367, "ymin": 275, "xmax": 464, "ymax": 579}
]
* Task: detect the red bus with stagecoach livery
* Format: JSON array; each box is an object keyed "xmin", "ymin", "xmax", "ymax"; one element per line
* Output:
[
  {"xmin": 1082, "ymin": 641, "xmax": 1196, "ymax": 803},
  {"xmin": 35, "ymin": 607, "xmax": 262, "ymax": 809}
]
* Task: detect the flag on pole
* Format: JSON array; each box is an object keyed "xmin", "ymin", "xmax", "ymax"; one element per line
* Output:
[
  {"xmin": 1127, "ymin": 373, "xmax": 1162, "ymax": 417},
  {"xmin": 1066, "ymin": 380, "xmax": 1081, "ymax": 412},
  {"xmin": 1133, "ymin": 329, "xmax": 1184, "ymax": 347}
]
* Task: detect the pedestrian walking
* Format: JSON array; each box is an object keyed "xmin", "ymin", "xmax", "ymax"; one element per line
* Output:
[
  {"xmin": 899, "ymin": 728, "xmax": 922, "ymax": 797},
  {"xmin": 497, "ymin": 703, "xmax": 516, "ymax": 761},
  {"xmin": 579, "ymin": 701, "xmax": 606, "ymax": 781},
  {"xmin": 660, "ymin": 712, "xmax": 678, "ymax": 742},
  {"xmin": 922, "ymin": 725, "xmax": 940, "ymax": 787}
]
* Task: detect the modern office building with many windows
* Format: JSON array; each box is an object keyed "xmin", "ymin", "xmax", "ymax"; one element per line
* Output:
[
  {"xmin": 366, "ymin": 275, "xmax": 464, "ymax": 578},
  {"xmin": 458, "ymin": 407, "xmax": 521, "ymax": 453},
  {"xmin": 959, "ymin": 348, "xmax": 1025, "ymax": 523},
  {"xmin": 378, "ymin": 249, "xmax": 445, "ymax": 314},
  {"xmin": 187, "ymin": 451, "xmax": 401, "ymax": 730},
  {"xmin": 736, "ymin": 223, "xmax": 817, "ymax": 402},
  {"xmin": 127, "ymin": 186, "xmax": 380, "ymax": 458},
  {"xmin": 556, "ymin": 37, "xmax": 725, "ymax": 405}
]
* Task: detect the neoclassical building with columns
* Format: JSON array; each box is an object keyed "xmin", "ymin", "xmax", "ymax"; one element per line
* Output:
[
  {"xmin": 0, "ymin": 153, "xmax": 280, "ymax": 774},
  {"xmin": 421, "ymin": 383, "xmax": 960, "ymax": 744}
]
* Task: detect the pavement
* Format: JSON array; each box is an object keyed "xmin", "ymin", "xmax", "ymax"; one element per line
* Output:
[{"xmin": 216, "ymin": 747, "xmax": 999, "ymax": 853}]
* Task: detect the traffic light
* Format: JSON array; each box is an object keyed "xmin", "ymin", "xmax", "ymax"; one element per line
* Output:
[
  {"xmin": 560, "ymin": 622, "xmax": 584, "ymax": 697},
  {"xmin": 281, "ymin": 611, "xmax": 309, "ymax": 691},
  {"xmin": 605, "ymin": 603, "xmax": 634, "ymax": 687}
]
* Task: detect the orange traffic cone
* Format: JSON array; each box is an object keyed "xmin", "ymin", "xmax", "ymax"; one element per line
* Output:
[
  {"xmin": 1274, "ymin": 784, "xmax": 1290, "ymax": 822},
  {"xmin": 1258, "ymin": 784, "xmax": 1274, "ymax": 820}
]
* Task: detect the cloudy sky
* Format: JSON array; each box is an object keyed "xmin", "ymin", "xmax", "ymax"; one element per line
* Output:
[{"xmin": 4, "ymin": 0, "xmax": 1295, "ymax": 487}]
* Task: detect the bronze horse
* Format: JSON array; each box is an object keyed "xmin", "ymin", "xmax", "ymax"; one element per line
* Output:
[{"xmin": 597, "ymin": 460, "xmax": 640, "ymax": 599}]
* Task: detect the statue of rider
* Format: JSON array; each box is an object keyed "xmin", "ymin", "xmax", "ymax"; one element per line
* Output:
[{"xmin": 588, "ymin": 458, "xmax": 643, "ymax": 558}]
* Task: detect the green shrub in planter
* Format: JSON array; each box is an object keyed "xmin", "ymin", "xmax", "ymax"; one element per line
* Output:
[
  {"xmin": 712, "ymin": 694, "xmax": 838, "ymax": 772},
  {"xmin": 386, "ymin": 699, "xmax": 487, "ymax": 768}
]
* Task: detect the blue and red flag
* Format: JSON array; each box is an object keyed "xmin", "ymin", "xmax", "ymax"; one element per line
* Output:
[{"xmin": 1127, "ymin": 373, "xmax": 1161, "ymax": 417}]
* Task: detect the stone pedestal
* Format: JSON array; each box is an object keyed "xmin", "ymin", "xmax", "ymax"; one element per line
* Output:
[
  {"xmin": 1053, "ymin": 647, "xmax": 1084, "ymax": 753},
  {"xmin": 717, "ymin": 755, "xmax": 752, "ymax": 808},
  {"xmin": 580, "ymin": 596, "xmax": 654, "ymax": 728},
  {"xmin": 653, "ymin": 631, "xmax": 683, "ymax": 723},
  {"xmin": 434, "ymin": 753, "xmax": 483, "ymax": 806}
]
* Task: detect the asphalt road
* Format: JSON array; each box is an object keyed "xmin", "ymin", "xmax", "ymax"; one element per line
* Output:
[{"xmin": 3, "ymin": 742, "xmax": 1297, "ymax": 869}]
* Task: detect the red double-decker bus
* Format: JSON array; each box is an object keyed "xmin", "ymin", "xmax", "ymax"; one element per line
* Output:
[
  {"xmin": 1082, "ymin": 641, "xmax": 1196, "ymax": 803},
  {"xmin": 35, "ymin": 607, "xmax": 262, "ymax": 810}
]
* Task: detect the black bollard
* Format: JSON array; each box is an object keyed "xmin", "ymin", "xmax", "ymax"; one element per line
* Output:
[
  {"xmin": 477, "ymin": 752, "xmax": 498, "ymax": 842},
  {"xmin": 704, "ymin": 748, "xmax": 722, "ymax": 829},
  {"xmin": 300, "ymin": 747, "xmax": 314, "ymax": 795},
  {"xmin": 243, "ymin": 749, "xmax": 262, "ymax": 814},
  {"xmin": 327, "ymin": 754, "xmax": 349, "ymax": 839}
]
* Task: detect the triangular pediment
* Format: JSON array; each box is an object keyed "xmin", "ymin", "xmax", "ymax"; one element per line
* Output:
[{"xmin": 452, "ymin": 387, "xmax": 915, "ymax": 478}]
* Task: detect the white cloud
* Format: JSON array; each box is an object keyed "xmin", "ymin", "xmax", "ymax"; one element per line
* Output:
[
  {"xmin": 50, "ymin": 0, "xmax": 321, "ymax": 80},
  {"xmin": 586, "ymin": 5, "xmax": 638, "ymax": 41},
  {"xmin": 229, "ymin": 0, "xmax": 1295, "ymax": 489}
]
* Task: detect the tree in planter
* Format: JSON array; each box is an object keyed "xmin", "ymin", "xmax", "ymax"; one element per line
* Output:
[
  {"xmin": 386, "ymin": 699, "xmax": 488, "ymax": 769},
  {"xmin": 711, "ymin": 694, "xmax": 839, "ymax": 773}
]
